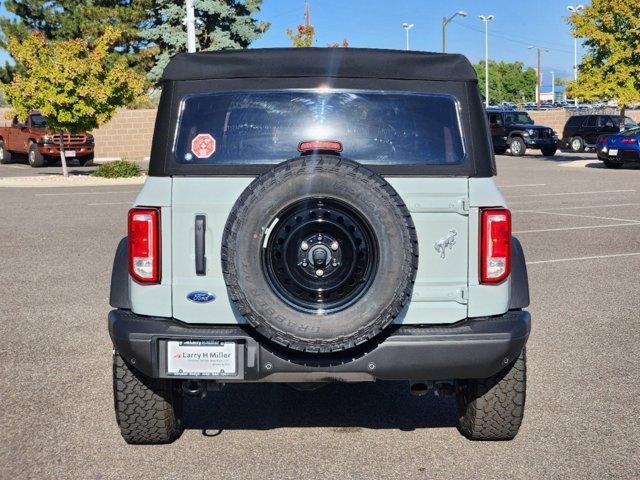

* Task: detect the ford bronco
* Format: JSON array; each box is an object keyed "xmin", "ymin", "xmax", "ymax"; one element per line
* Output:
[
  {"xmin": 0, "ymin": 111, "xmax": 94, "ymax": 167},
  {"xmin": 108, "ymin": 48, "xmax": 531, "ymax": 444}
]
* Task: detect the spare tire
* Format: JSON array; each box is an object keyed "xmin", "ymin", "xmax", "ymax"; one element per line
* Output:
[{"xmin": 222, "ymin": 156, "xmax": 418, "ymax": 353}]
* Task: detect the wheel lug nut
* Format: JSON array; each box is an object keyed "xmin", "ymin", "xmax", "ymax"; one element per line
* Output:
[
  {"xmin": 330, "ymin": 241, "xmax": 339, "ymax": 251},
  {"xmin": 316, "ymin": 269, "xmax": 324, "ymax": 277},
  {"xmin": 301, "ymin": 241, "xmax": 309, "ymax": 251}
]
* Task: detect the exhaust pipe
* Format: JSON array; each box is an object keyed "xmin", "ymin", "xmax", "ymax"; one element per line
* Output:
[
  {"xmin": 182, "ymin": 380, "xmax": 206, "ymax": 397},
  {"xmin": 409, "ymin": 382, "xmax": 430, "ymax": 396}
]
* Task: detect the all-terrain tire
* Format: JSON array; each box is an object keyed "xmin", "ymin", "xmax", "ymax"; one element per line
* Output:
[
  {"xmin": 509, "ymin": 137, "xmax": 526, "ymax": 156},
  {"xmin": 0, "ymin": 140, "xmax": 12, "ymax": 164},
  {"xmin": 113, "ymin": 352, "xmax": 183, "ymax": 444},
  {"xmin": 541, "ymin": 147, "xmax": 557, "ymax": 157},
  {"xmin": 456, "ymin": 348, "xmax": 526, "ymax": 441},
  {"xmin": 28, "ymin": 142, "xmax": 46, "ymax": 167},
  {"xmin": 494, "ymin": 147, "xmax": 507, "ymax": 155},
  {"xmin": 222, "ymin": 155, "xmax": 419, "ymax": 353}
]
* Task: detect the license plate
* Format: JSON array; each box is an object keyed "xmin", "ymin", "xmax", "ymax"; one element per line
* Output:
[
  {"xmin": 609, "ymin": 149, "xmax": 618, "ymax": 156},
  {"xmin": 65, "ymin": 150, "xmax": 76, "ymax": 157},
  {"xmin": 166, "ymin": 340, "xmax": 236, "ymax": 377}
]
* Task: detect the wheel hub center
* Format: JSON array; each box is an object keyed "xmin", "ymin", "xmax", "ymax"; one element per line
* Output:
[{"xmin": 298, "ymin": 233, "xmax": 341, "ymax": 277}]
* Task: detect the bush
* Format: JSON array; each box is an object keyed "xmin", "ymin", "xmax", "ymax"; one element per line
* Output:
[{"xmin": 91, "ymin": 160, "xmax": 141, "ymax": 178}]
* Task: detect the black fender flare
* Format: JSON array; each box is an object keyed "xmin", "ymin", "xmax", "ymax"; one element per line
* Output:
[
  {"xmin": 509, "ymin": 236, "xmax": 530, "ymax": 309},
  {"xmin": 508, "ymin": 131, "xmax": 526, "ymax": 140},
  {"xmin": 110, "ymin": 237, "xmax": 131, "ymax": 309}
]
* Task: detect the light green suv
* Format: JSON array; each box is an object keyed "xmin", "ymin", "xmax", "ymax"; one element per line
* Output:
[{"xmin": 108, "ymin": 48, "xmax": 531, "ymax": 444}]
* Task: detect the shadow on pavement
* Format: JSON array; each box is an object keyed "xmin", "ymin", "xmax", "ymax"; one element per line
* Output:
[{"xmin": 182, "ymin": 381, "xmax": 458, "ymax": 434}]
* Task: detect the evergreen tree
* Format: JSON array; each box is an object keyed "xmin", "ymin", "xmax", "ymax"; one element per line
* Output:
[
  {"xmin": 0, "ymin": 0, "xmax": 154, "ymax": 80},
  {"xmin": 142, "ymin": 0, "xmax": 269, "ymax": 83}
]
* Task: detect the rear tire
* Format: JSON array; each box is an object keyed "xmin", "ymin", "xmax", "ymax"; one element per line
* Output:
[
  {"xmin": 0, "ymin": 140, "xmax": 12, "ymax": 164},
  {"xmin": 28, "ymin": 142, "xmax": 46, "ymax": 168},
  {"xmin": 604, "ymin": 159, "xmax": 624, "ymax": 169},
  {"xmin": 541, "ymin": 147, "xmax": 557, "ymax": 157},
  {"xmin": 509, "ymin": 137, "xmax": 526, "ymax": 156},
  {"xmin": 456, "ymin": 348, "xmax": 526, "ymax": 441},
  {"xmin": 113, "ymin": 352, "xmax": 183, "ymax": 444},
  {"xmin": 570, "ymin": 136, "xmax": 584, "ymax": 153}
]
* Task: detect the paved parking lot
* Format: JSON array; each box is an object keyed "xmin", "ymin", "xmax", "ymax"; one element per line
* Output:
[{"xmin": 1, "ymin": 152, "xmax": 639, "ymax": 479}]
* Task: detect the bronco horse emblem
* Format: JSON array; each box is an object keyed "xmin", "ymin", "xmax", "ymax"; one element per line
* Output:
[{"xmin": 434, "ymin": 229, "xmax": 458, "ymax": 259}]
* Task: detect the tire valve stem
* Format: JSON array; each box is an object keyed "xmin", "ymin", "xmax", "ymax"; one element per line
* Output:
[
  {"xmin": 332, "ymin": 260, "xmax": 338, "ymax": 267},
  {"xmin": 302, "ymin": 260, "xmax": 308, "ymax": 267}
]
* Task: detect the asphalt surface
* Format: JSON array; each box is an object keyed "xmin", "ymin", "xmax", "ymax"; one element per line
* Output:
[{"xmin": 1, "ymin": 152, "xmax": 639, "ymax": 479}]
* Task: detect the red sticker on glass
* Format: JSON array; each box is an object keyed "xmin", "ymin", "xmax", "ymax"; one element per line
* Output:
[{"xmin": 191, "ymin": 133, "xmax": 216, "ymax": 158}]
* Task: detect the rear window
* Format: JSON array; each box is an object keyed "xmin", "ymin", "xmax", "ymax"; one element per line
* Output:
[
  {"xmin": 565, "ymin": 116, "xmax": 583, "ymax": 127},
  {"xmin": 173, "ymin": 90, "xmax": 465, "ymax": 166}
]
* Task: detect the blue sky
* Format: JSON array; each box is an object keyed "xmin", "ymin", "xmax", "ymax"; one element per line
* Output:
[{"xmin": 0, "ymin": 0, "xmax": 586, "ymax": 84}]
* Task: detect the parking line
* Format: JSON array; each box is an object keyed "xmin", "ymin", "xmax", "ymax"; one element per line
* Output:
[
  {"xmin": 527, "ymin": 252, "xmax": 640, "ymax": 265},
  {"xmin": 512, "ymin": 203, "xmax": 640, "ymax": 212},
  {"xmin": 1, "ymin": 164, "xmax": 30, "ymax": 169},
  {"xmin": 497, "ymin": 183, "xmax": 546, "ymax": 188},
  {"xmin": 517, "ymin": 210, "xmax": 640, "ymax": 223},
  {"xmin": 506, "ymin": 189, "xmax": 635, "ymax": 199},
  {"xmin": 35, "ymin": 190, "xmax": 139, "ymax": 197},
  {"xmin": 513, "ymin": 223, "xmax": 640, "ymax": 234}
]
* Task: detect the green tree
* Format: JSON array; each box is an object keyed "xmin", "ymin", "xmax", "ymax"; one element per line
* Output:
[
  {"xmin": 142, "ymin": 1, "xmax": 269, "ymax": 83},
  {"xmin": 0, "ymin": 0, "xmax": 154, "ymax": 80},
  {"xmin": 2, "ymin": 29, "xmax": 145, "ymax": 177},
  {"xmin": 473, "ymin": 61, "xmax": 537, "ymax": 104},
  {"xmin": 567, "ymin": 0, "xmax": 640, "ymax": 114}
]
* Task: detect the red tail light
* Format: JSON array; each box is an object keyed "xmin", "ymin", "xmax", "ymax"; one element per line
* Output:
[
  {"xmin": 298, "ymin": 140, "xmax": 343, "ymax": 153},
  {"xmin": 597, "ymin": 135, "xmax": 606, "ymax": 144},
  {"xmin": 621, "ymin": 137, "xmax": 638, "ymax": 144},
  {"xmin": 480, "ymin": 208, "xmax": 511, "ymax": 284},
  {"xmin": 128, "ymin": 207, "xmax": 161, "ymax": 283}
]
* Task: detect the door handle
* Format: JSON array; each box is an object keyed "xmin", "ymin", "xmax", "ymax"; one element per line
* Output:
[{"xmin": 195, "ymin": 215, "xmax": 206, "ymax": 275}]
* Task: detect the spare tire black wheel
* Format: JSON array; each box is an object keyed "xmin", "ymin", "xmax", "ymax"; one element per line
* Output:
[{"xmin": 222, "ymin": 156, "xmax": 419, "ymax": 353}]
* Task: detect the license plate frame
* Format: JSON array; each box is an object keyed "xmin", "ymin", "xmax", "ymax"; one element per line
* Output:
[{"xmin": 163, "ymin": 340, "xmax": 243, "ymax": 378}]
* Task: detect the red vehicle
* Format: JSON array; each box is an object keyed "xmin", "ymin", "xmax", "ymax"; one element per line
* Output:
[{"xmin": 0, "ymin": 111, "xmax": 94, "ymax": 167}]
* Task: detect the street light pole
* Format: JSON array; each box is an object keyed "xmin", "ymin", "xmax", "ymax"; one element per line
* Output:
[
  {"xmin": 441, "ymin": 10, "xmax": 467, "ymax": 53},
  {"xmin": 551, "ymin": 71, "xmax": 555, "ymax": 103},
  {"xmin": 479, "ymin": 15, "xmax": 494, "ymax": 108},
  {"xmin": 185, "ymin": 0, "xmax": 196, "ymax": 53},
  {"xmin": 402, "ymin": 23, "xmax": 414, "ymax": 51},
  {"xmin": 528, "ymin": 45, "xmax": 549, "ymax": 106},
  {"xmin": 567, "ymin": 5, "xmax": 584, "ymax": 106}
]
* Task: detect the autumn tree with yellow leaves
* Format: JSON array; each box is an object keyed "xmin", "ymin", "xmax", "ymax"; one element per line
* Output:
[
  {"xmin": 567, "ymin": 0, "xmax": 640, "ymax": 115},
  {"xmin": 2, "ymin": 28, "xmax": 145, "ymax": 176}
]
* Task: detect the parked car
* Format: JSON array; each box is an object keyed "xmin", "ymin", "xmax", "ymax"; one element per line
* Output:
[
  {"xmin": 486, "ymin": 108, "xmax": 558, "ymax": 156},
  {"xmin": 560, "ymin": 114, "xmax": 638, "ymax": 153},
  {"xmin": 597, "ymin": 127, "xmax": 640, "ymax": 168},
  {"xmin": 0, "ymin": 111, "xmax": 94, "ymax": 167},
  {"xmin": 108, "ymin": 49, "xmax": 531, "ymax": 445}
]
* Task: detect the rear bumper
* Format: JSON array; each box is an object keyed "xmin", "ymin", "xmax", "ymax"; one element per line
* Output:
[{"xmin": 108, "ymin": 309, "xmax": 531, "ymax": 382}]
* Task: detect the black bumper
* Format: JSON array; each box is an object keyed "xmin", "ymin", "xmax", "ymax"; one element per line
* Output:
[
  {"xmin": 524, "ymin": 137, "xmax": 557, "ymax": 149},
  {"xmin": 108, "ymin": 309, "xmax": 530, "ymax": 382}
]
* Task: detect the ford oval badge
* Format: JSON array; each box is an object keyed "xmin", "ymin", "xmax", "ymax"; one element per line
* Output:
[{"xmin": 187, "ymin": 291, "xmax": 216, "ymax": 303}]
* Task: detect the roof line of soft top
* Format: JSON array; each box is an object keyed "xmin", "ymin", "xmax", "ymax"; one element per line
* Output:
[{"xmin": 161, "ymin": 47, "xmax": 478, "ymax": 83}]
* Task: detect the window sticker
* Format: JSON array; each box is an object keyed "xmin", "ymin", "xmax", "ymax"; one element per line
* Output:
[{"xmin": 191, "ymin": 133, "xmax": 216, "ymax": 158}]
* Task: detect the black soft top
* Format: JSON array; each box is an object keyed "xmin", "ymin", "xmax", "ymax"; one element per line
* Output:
[{"xmin": 161, "ymin": 48, "xmax": 478, "ymax": 83}]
